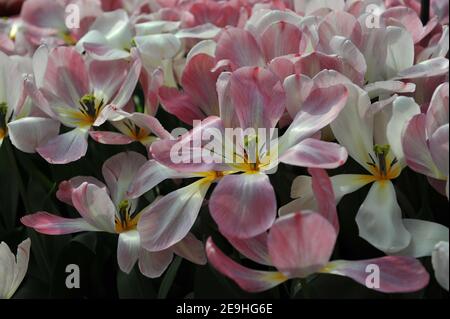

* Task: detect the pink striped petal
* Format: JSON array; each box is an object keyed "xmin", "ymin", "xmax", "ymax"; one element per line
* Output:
[
  {"xmin": 56, "ymin": 176, "xmax": 106, "ymax": 207},
  {"xmin": 429, "ymin": 124, "xmax": 449, "ymax": 177},
  {"xmin": 109, "ymin": 49, "xmax": 142, "ymax": 110},
  {"xmin": 227, "ymin": 233, "xmax": 271, "ymax": 266},
  {"xmin": 280, "ymin": 138, "xmax": 348, "ymax": 169},
  {"xmin": 206, "ymin": 238, "xmax": 287, "ymax": 293},
  {"xmin": 230, "ymin": 66, "xmax": 286, "ymax": 130},
  {"xmin": 268, "ymin": 212, "xmax": 337, "ymax": 278},
  {"xmin": 209, "ymin": 173, "xmax": 277, "ymax": 239},
  {"xmin": 127, "ymin": 160, "xmax": 194, "ymax": 199},
  {"xmin": 281, "ymin": 85, "xmax": 348, "ymax": 151},
  {"xmin": 159, "ymin": 86, "xmax": 206, "ymax": 125},
  {"xmin": 260, "ymin": 21, "xmax": 305, "ymax": 61},
  {"xmin": 318, "ymin": 11, "xmax": 362, "ymax": 52},
  {"xmin": 138, "ymin": 248, "xmax": 174, "ymax": 278},
  {"xmin": 217, "ymin": 72, "xmax": 239, "ymax": 128},
  {"xmin": 102, "ymin": 151, "xmax": 147, "ymax": 204},
  {"xmin": 402, "ymin": 114, "xmax": 442, "ymax": 178},
  {"xmin": 382, "ymin": 7, "xmax": 426, "ymax": 43},
  {"xmin": 309, "ymin": 168, "xmax": 339, "ymax": 232},
  {"xmin": 37, "ymin": 128, "xmax": 89, "ymax": 164},
  {"xmin": 88, "ymin": 59, "xmax": 128, "ymax": 102},
  {"xmin": 172, "ymin": 233, "xmax": 207, "ymax": 265},
  {"xmin": 215, "ymin": 27, "xmax": 265, "ymax": 69},
  {"xmin": 21, "ymin": 212, "xmax": 99, "ymax": 235},
  {"xmin": 283, "ymin": 74, "xmax": 315, "ymax": 118},
  {"xmin": 395, "ymin": 57, "xmax": 449, "ymax": 80},
  {"xmin": 7, "ymin": 117, "xmax": 60, "ymax": 154},
  {"xmin": 43, "ymin": 47, "xmax": 90, "ymax": 108},
  {"xmin": 89, "ymin": 131, "xmax": 135, "ymax": 145},
  {"xmin": 140, "ymin": 67, "xmax": 163, "ymax": 116},
  {"xmin": 71, "ymin": 183, "xmax": 116, "ymax": 233},
  {"xmin": 324, "ymin": 256, "xmax": 429, "ymax": 293},
  {"xmin": 426, "ymin": 82, "xmax": 449, "ymax": 137},
  {"xmin": 137, "ymin": 180, "xmax": 211, "ymax": 251},
  {"xmin": 150, "ymin": 116, "xmax": 231, "ymax": 173},
  {"xmin": 181, "ymin": 53, "xmax": 223, "ymax": 117}
]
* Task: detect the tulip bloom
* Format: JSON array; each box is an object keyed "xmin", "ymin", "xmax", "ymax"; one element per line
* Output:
[
  {"xmin": 402, "ymin": 82, "xmax": 449, "ymax": 198},
  {"xmin": 24, "ymin": 45, "xmax": 141, "ymax": 164},
  {"xmin": 128, "ymin": 66, "xmax": 348, "ymax": 252},
  {"xmin": 282, "ymin": 71, "xmax": 425, "ymax": 254},
  {"xmin": 206, "ymin": 169, "xmax": 429, "ymax": 294},
  {"xmin": 0, "ymin": 238, "xmax": 31, "ymax": 299},
  {"xmin": 21, "ymin": 152, "xmax": 206, "ymax": 277}
]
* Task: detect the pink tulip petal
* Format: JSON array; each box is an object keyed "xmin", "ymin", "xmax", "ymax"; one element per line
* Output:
[
  {"xmin": 426, "ymin": 82, "xmax": 449, "ymax": 137},
  {"xmin": 206, "ymin": 238, "xmax": 288, "ymax": 293},
  {"xmin": 429, "ymin": 124, "xmax": 449, "ymax": 177},
  {"xmin": 159, "ymin": 86, "xmax": 206, "ymax": 125},
  {"xmin": 324, "ymin": 256, "xmax": 430, "ymax": 293},
  {"xmin": 109, "ymin": 49, "xmax": 142, "ymax": 109},
  {"xmin": 21, "ymin": 212, "xmax": 99, "ymax": 235},
  {"xmin": 281, "ymin": 85, "xmax": 348, "ymax": 151},
  {"xmin": 227, "ymin": 233, "xmax": 272, "ymax": 266},
  {"xmin": 260, "ymin": 21, "xmax": 305, "ymax": 61},
  {"xmin": 137, "ymin": 180, "xmax": 211, "ymax": 251},
  {"xmin": 56, "ymin": 176, "xmax": 107, "ymax": 207},
  {"xmin": 138, "ymin": 248, "xmax": 174, "ymax": 278},
  {"xmin": 230, "ymin": 66, "xmax": 286, "ymax": 130},
  {"xmin": 21, "ymin": 0, "xmax": 65, "ymax": 30},
  {"xmin": 89, "ymin": 131, "xmax": 135, "ymax": 145},
  {"xmin": 209, "ymin": 173, "xmax": 277, "ymax": 239},
  {"xmin": 308, "ymin": 168, "xmax": 339, "ymax": 232},
  {"xmin": 402, "ymin": 114, "xmax": 442, "ymax": 178},
  {"xmin": 71, "ymin": 183, "xmax": 116, "ymax": 233},
  {"xmin": 102, "ymin": 151, "xmax": 147, "ymax": 204},
  {"xmin": 268, "ymin": 212, "xmax": 337, "ymax": 278},
  {"xmin": 37, "ymin": 128, "xmax": 89, "ymax": 164},
  {"xmin": 43, "ymin": 47, "xmax": 90, "ymax": 108},
  {"xmin": 318, "ymin": 11, "xmax": 362, "ymax": 51},
  {"xmin": 150, "ymin": 116, "xmax": 231, "ymax": 173},
  {"xmin": 280, "ymin": 138, "xmax": 348, "ymax": 169},
  {"xmin": 215, "ymin": 27, "xmax": 265, "ymax": 69},
  {"xmin": 283, "ymin": 73, "xmax": 315, "ymax": 118},
  {"xmin": 181, "ymin": 53, "xmax": 223, "ymax": 117},
  {"xmin": 127, "ymin": 160, "xmax": 194, "ymax": 199},
  {"xmin": 7, "ymin": 117, "xmax": 60, "ymax": 154},
  {"xmin": 172, "ymin": 233, "xmax": 207, "ymax": 265}
]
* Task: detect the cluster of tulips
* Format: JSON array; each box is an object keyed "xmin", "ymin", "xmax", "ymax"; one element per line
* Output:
[{"xmin": 0, "ymin": 0, "xmax": 448, "ymax": 299}]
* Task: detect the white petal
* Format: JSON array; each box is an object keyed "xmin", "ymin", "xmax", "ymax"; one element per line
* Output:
[
  {"xmin": 432, "ymin": 241, "xmax": 449, "ymax": 291},
  {"xmin": 356, "ymin": 181, "xmax": 411, "ymax": 253},
  {"xmin": 396, "ymin": 219, "xmax": 449, "ymax": 258}
]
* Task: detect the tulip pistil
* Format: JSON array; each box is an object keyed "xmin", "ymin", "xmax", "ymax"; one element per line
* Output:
[{"xmin": 115, "ymin": 200, "xmax": 140, "ymax": 233}]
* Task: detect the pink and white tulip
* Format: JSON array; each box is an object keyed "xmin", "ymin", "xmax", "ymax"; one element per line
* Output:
[{"xmin": 21, "ymin": 152, "xmax": 206, "ymax": 277}]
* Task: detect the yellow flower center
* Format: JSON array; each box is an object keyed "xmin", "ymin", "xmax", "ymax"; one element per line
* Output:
[
  {"xmin": 114, "ymin": 200, "xmax": 140, "ymax": 233},
  {"xmin": 367, "ymin": 144, "xmax": 401, "ymax": 180}
]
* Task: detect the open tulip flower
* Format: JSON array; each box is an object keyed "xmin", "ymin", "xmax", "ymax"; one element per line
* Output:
[
  {"xmin": 127, "ymin": 66, "xmax": 348, "ymax": 252},
  {"xmin": 206, "ymin": 169, "xmax": 430, "ymax": 294},
  {"xmin": 22, "ymin": 45, "xmax": 141, "ymax": 164},
  {"xmin": 0, "ymin": 0, "xmax": 448, "ymax": 300},
  {"xmin": 21, "ymin": 152, "xmax": 206, "ymax": 277}
]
